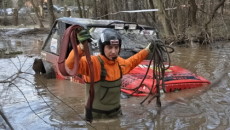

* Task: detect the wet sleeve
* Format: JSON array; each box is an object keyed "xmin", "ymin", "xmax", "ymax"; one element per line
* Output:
[
  {"xmin": 121, "ymin": 49, "xmax": 149, "ymax": 74},
  {"xmin": 65, "ymin": 48, "xmax": 101, "ymax": 82},
  {"xmin": 65, "ymin": 45, "xmax": 84, "ymax": 69},
  {"xmin": 77, "ymin": 56, "xmax": 101, "ymax": 82}
]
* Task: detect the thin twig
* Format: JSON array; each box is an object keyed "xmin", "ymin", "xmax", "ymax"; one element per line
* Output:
[
  {"xmin": 9, "ymin": 82, "xmax": 51, "ymax": 125},
  {"xmin": 18, "ymin": 76, "xmax": 66, "ymax": 120},
  {"xmin": 23, "ymin": 72, "xmax": 96, "ymax": 129},
  {"xmin": 0, "ymin": 110, "xmax": 14, "ymax": 130}
]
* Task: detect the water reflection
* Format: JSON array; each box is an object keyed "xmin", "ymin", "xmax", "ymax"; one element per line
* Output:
[
  {"xmin": 0, "ymin": 36, "xmax": 44, "ymax": 58},
  {"xmin": 0, "ymin": 37, "xmax": 230, "ymax": 129}
]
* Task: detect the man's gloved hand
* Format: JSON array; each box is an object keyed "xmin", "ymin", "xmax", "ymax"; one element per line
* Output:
[
  {"xmin": 145, "ymin": 42, "xmax": 155, "ymax": 52},
  {"xmin": 77, "ymin": 29, "xmax": 92, "ymax": 43},
  {"xmin": 145, "ymin": 40, "xmax": 163, "ymax": 52}
]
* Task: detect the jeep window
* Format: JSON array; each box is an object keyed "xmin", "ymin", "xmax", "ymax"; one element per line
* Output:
[{"xmin": 42, "ymin": 21, "xmax": 73, "ymax": 56}]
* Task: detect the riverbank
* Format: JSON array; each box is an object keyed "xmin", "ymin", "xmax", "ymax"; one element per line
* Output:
[{"xmin": 0, "ymin": 27, "xmax": 49, "ymax": 38}]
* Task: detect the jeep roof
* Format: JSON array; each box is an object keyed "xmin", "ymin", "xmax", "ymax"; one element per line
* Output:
[{"xmin": 42, "ymin": 17, "xmax": 159, "ymax": 58}]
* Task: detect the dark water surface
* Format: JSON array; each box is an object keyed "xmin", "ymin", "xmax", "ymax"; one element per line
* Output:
[{"xmin": 0, "ymin": 35, "xmax": 230, "ymax": 130}]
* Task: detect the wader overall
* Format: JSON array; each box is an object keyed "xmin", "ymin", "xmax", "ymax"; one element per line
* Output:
[{"xmin": 85, "ymin": 56, "xmax": 122, "ymax": 118}]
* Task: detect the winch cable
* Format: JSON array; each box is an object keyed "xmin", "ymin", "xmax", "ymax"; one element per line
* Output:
[
  {"xmin": 126, "ymin": 40, "xmax": 174, "ymax": 96},
  {"xmin": 147, "ymin": 46, "xmax": 166, "ymax": 106},
  {"xmin": 58, "ymin": 25, "xmax": 95, "ymax": 123},
  {"xmin": 140, "ymin": 40, "xmax": 174, "ymax": 106},
  {"xmin": 122, "ymin": 39, "xmax": 174, "ymax": 106},
  {"xmin": 125, "ymin": 44, "xmax": 156, "ymax": 96}
]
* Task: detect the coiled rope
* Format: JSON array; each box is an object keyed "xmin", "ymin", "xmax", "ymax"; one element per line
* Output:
[
  {"xmin": 124, "ymin": 39, "xmax": 174, "ymax": 106},
  {"xmin": 141, "ymin": 40, "xmax": 174, "ymax": 106}
]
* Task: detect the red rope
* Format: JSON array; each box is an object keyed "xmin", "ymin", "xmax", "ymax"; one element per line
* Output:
[
  {"xmin": 58, "ymin": 25, "xmax": 94, "ymax": 122},
  {"xmin": 58, "ymin": 25, "xmax": 82, "ymax": 76}
]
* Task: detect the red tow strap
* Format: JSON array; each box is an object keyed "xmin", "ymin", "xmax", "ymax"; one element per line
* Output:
[
  {"xmin": 58, "ymin": 25, "xmax": 81, "ymax": 76},
  {"xmin": 83, "ymin": 41, "xmax": 95, "ymax": 123},
  {"xmin": 58, "ymin": 25, "xmax": 95, "ymax": 122}
]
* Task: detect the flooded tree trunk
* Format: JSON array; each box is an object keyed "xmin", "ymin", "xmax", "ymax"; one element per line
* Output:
[
  {"xmin": 148, "ymin": 0, "xmax": 156, "ymax": 23},
  {"xmin": 113, "ymin": 0, "xmax": 120, "ymax": 20},
  {"xmin": 98, "ymin": 0, "xmax": 109, "ymax": 19},
  {"xmin": 197, "ymin": 0, "xmax": 226, "ymax": 44},
  {"xmin": 124, "ymin": 0, "xmax": 131, "ymax": 21},
  {"xmin": 175, "ymin": 1, "xmax": 186, "ymax": 34},
  {"xmin": 39, "ymin": 0, "xmax": 45, "ymax": 18},
  {"xmin": 30, "ymin": 0, "xmax": 44, "ymax": 28},
  {"xmin": 13, "ymin": 8, "xmax": 18, "ymax": 26},
  {"xmin": 204, "ymin": 0, "xmax": 226, "ymax": 30},
  {"xmin": 92, "ymin": 0, "xmax": 97, "ymax": 18},
  {"xmin": 188, "ymin": 0, "xmax": 198, "ymax": 26},
  {"xmin": 0, "ymin": 110, "xmax": 14, "ymax": 130},
  {"xmin": 63, "ymin": 6, "xmax": 67, "ymax": 16},
  {"xmin": 130, "ymin": 0, "xmax": 138, "ymax": 23},
  {"xmin": 76, "ymin": 0, "xmax": 83, "ymax": 18},
  {"xmin": 47, "ymin": 0, "xmax": 56, "ymax": 27},
  {"xmin": 81, "ymin": 0, "xmax": 87, "ymax": 18},
  {"xmin": 140, "ymin": 0, "xmax": 153, "ymax": 26},
  {"xmin": 155, "ymin": 0, "xmax": 174, "ymax": 37}
]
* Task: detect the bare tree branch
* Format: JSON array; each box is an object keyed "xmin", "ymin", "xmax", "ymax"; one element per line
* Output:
[{"xmin": 205, "ymin": 0, "xmax": 226, "ymax": 29}]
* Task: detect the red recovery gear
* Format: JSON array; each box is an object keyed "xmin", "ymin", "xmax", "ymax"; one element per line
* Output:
[
  {"xmin": 58, "ymin": 25, "xmax": 95, "ymax": 123},
  {"xmin": 58, "ymin": 25, "xmax": 81, "ymax": 76}
]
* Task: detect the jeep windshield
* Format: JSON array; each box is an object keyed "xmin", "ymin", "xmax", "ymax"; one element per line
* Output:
[{"xmin": 89, "ymin": 26, "xmax": 158, "ymax": 58}]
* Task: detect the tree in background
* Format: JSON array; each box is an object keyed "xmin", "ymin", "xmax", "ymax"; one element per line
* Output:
[
  {"xmin": 30, "ymin": 0, "xmax": 44, "ymax": 28},
  {"xmin": 76, "ymin": 0, "xmax": 83, "ymax": 18},
  {"xmin": 47, "ymin": 0, "xmax": 55, "ymax": 27},
  {"xmin": 1, "ymin": 0, "xmax": 229, "ymax": 43},
  {"xmin": 155, "ymin": 0, "xmax": 174, "ymax": 37},
  {"xmin": 37, "ymin": 0, "xmax": 230, "ymax": 43}
]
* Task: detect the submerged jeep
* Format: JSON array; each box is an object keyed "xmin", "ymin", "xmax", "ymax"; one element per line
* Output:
[
  {"xmin": 33, "ymin": 17, "xmax": 158, "ymax": 80},
  {"xmin": 33, "ymin": 17, "xmax": 210, "ymax": 95}
]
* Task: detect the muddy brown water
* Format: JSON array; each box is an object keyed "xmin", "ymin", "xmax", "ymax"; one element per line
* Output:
[{"xmin": 0, "ymin": 31, "xmax": 230, "ymax": 130}]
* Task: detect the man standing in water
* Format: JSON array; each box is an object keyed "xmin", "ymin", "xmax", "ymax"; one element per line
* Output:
[{"xmin": 66, "ymin": 28, "xmax": 153, "ymax": 119}]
